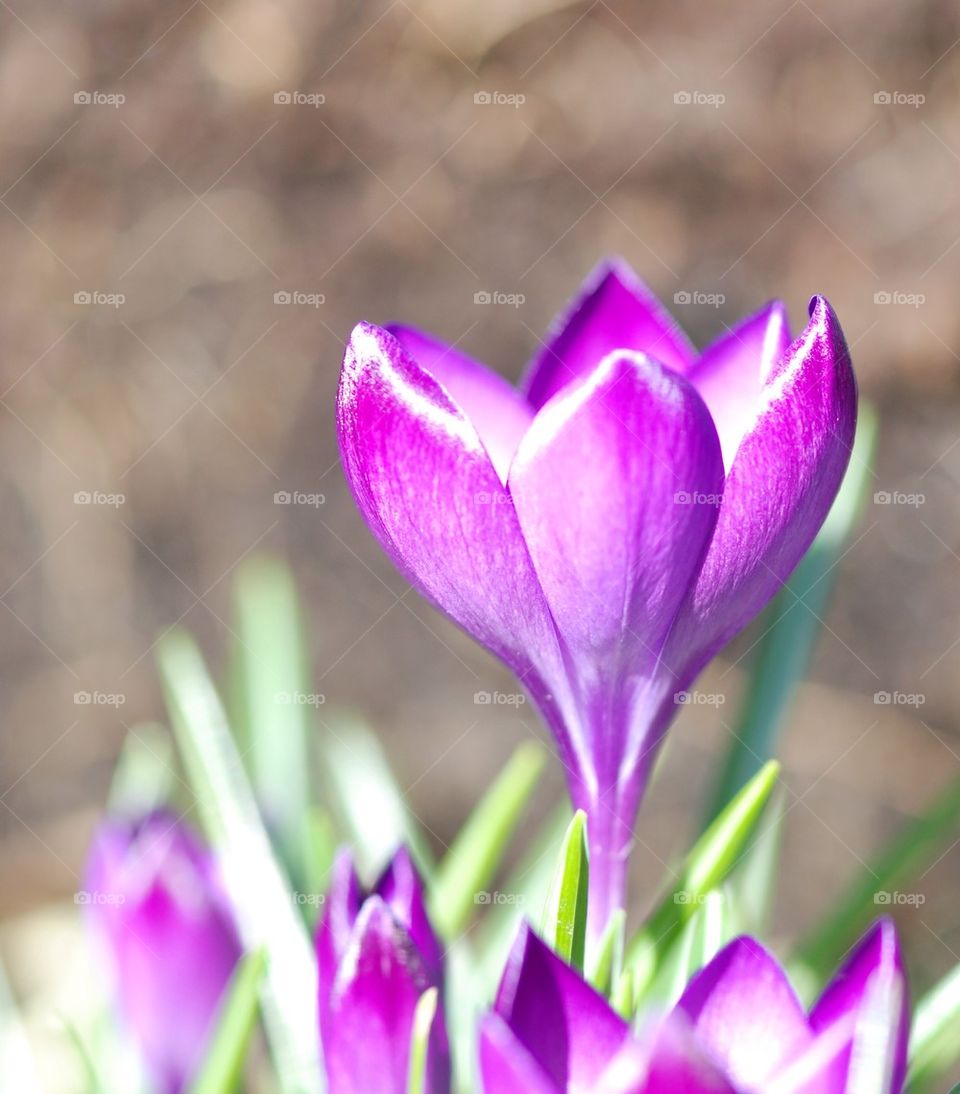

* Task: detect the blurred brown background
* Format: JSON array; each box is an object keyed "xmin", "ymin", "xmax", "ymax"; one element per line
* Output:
[{"xmin": 1, "ymin": 0, "xmax": 959, "ymax": 1084}]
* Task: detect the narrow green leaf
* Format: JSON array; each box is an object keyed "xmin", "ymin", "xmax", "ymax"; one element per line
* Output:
[
  {"xmin": 705, "ymin": 406, "xmax": 878, "ymax": 823},
  {"xmin": 230, "ymin": 555, "xmax": 313, "ymax": 887},
  {"xmin": 429, "ymin": 741, "xmax": 546, "ymax": 939},
  {"xmin": 406, "ymin": 987, "xmax": 438, "ymax": 1094},
  {"xmin": 642, "ymin": 890, "xmax": 733, "ymax": 1009},
  {"xmin": 541, "ymin": 810, "xmax": 589, "ymax": 971},
  {"xmin": 796, "ymin": 772, "xmax": 960, "ymax": 977},
  {"xmin": 107, "ymin": 722, "xmax": 176, "ymax": 816},
  {"xmin": 589, "ymin": 909, "xmax": 625, "ymax": 997},
  {"xmin": 189, "ymin": 950, "xmax": 266, "ymax": 1094},
  {"xmin": 625, "ymin": 761, "xmax": 780, "ymax": 989},
  {"xmin": 319, "ymin": 714, "xmax": 434, "ymax": 879},
  {"xmin": 158, "ymin": 631, "xmax": 321, "ymax": 1094},
  {"xmin": 302, "ymin": 806, "xmax": 338, "ymax": 914},
  {"xmin": 729, "ymin": 788, "xmax": 785, "ymax": 937},
  {"xmin": 907, "ymin": 959, "xmax": 960, "ymax": 1088},
  {"xmin": 611, "ymin": 967, "xmax": 634, "ymax": 1020}
]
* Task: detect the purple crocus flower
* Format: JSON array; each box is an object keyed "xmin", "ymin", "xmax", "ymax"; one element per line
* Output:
[
  {"xmin": 480, "ymin": 920, "xmax": 907, "ymax": 1093},
  {"xmin": 84, "ymin": 811, "xmax": 242, "ymax": 1093},
  {"xmin": 317, "ymin": 846, "xmax": 449, "ymax": 1093},
  {"xmin": 336, "ymin": 259, "xmax": 856, "ymax": 939}
]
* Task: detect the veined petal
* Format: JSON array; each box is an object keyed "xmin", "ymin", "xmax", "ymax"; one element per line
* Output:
[
  {"xmin": 495, "ymin": 924, "xmax": 631, "ymax": 1090},
  {"xmin": 688, "ymin": 301, "xmax": 792, "ymax": 471},
  {"xmin": 387, "ymin": 325, "xmax": 534, "ymax": 482},
  {"xmin": 675, "ymin": 937, "xmax": 813, "ymax": 1089},
  {"xmin": 337, "ymin": 322, "xmax": 562, "ymax": 689},
  {"xmin": 663, "ymin": 296, "xmax": 857, "ymax": 691},
  {"xmin": 808, "ymin": 920, "xmax": 908, "ymax": 1093},
  {"xmin": 325, "ymin": 898, "xmax": 446, "ymax": 1094},
  {"xmin": 521, "ymin": 259, "xmax": 696, "ymax": 409},
  {"xmin": 478, "ymin": 1014, "xmax": 558, "ymax": 1094}
]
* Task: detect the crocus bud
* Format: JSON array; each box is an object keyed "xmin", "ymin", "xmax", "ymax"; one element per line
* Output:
[
  {"xmin": 317, "ymin": 847, "xmax": 449, "ymax": 1093},
  {"xmin": 84, "ymin": 811, "xmax": 242, "ymax": 1093}
]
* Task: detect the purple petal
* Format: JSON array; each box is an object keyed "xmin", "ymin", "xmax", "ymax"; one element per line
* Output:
[
  {"xmin": 316, "ymin": 849, "xmax": 362, "ymax": 1022},
  {"xmin": 494, "ymin": 924, "xmax": 631, "ymax": 1089},
  {"xmin": 521, "ymin": 259, "xmax": 696, "ymax": 409},
  {"xmin": 508, "ymin": 352, "xmax": 724, "ymax": 933},
  {"xmin": 478, "ymin": 1014, "xmax": 557, "ymax": 1094},
  {"xmin": 675, "ymin": 936, "xmax": 813, "ymax": 1089},
  {"xmin": 687, "ymin": 301, "xmax": 792, "ymax": 470},
  {"xmin": 85, "ymin": 813, "xmax": 241, "ymax": 1094},
  {"xmin": 808, "ymin": 919, "xmax": 909, "ymax": 1093},
  {"xmin": 324, "ymin": 897, "xmax": 449, "ymax": 1094},
  {"xmin": 387, "ymin": 325, "xmax": 534, "ymax": 482},
  {"xmin": 376, "ymin": 846, "xmax": 443, "ymax": 984},
  {"xmin": 337, "ymin": 322, "xmax": 564, "ymax": 692},
  {"xmin": 662, "ymin": 296, "xmax": 857, "ymax": 696}
]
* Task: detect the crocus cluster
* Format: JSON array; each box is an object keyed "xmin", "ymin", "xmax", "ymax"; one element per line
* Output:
[
  {"xmin": 84, "ymin": 811, "xmax": 242, "ymax": 1093},
  {"xmin": 481, "ymin": 921, "xmax": 908, "ymax": 1093},
  {"xmin": 336, "ymin": 258, "xmax": 857, "ymax": 936}
]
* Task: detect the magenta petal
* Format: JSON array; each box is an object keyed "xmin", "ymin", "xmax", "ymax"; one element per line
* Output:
[
  {"xmin": 663, "ymin": 296, "xmax": 857, "ymax": 693},
  {"xmin": 687, "ymin": 301, "xmax": 792, "ymax": 470},
  {"xmin": 509, "ymin": 352, "xmax": 724, "ymax": 932},
  {"xmin": 478, "ymin": 1014, "xmax": 558, "ymax": 1094},
  {"xmin": 387, "ymin": 325, "xmax": 534, "ymax": 482},
  {"xmin": 675, "ymin": 937, "xmax": 813, "ymax": 1089},
  {"xmin": 376, "ymin": 846, "xmax": 443, "ymax": 984},
  {"xmin": 521, "ymin": 259, "xmax": 696, "ymax": 409},
  {"xmin": 324, "ymin": 898, "xmax": 446, "ymax": 1094},
  {"xmin": 808, "ymin": 919, "xmax": 909, "ymax": 1093},
  {"xmin": 495, "ymin": 924, "xmax": 631, "ymax": 1089},
  {"xmin": 595, "ymin": 1018, "xmax": 740, "ymax": 1094},
  {"xmin": 316, "ymin": 849, "xmax": 362, "ymax": 1020},
  {"xmin": 337, "ymin": 322, "xmax": 563, "ymax": 690}
]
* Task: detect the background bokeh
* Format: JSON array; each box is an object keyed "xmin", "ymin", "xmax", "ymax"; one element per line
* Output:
[{"xmin": 1, "ymin": 0, "xmax": 959, "ymax": 1086}]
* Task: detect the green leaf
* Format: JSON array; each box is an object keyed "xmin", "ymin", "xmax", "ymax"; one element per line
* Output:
[
  {"xmin": 729, "ymin": 788, "xmax": 785, "ymax": 937},
  {"xmin": 541, "ymin": 810, "xmax": 590, "ymax": 972},
  {"xmin": 319, "ymin": 713, "xmax": 433, "ymax": 879},
  {"xmin": 611, "ymin": 966, "xmax": 635, "ymax": 1019},
  {"xmin": 107, "ymin": 722, "xmax": 176, "ymax": 816},
  {"xmin": 230, "ymin": 555, "xmax": 313, "ymax": 888},
  {"xmin": 704, "ymin": 406, "xmax": 878, "ymax": 823},
  {"xmin": 625, "ymin": 760, "xmax": 780, "ymax": 992},
  {"xmin": 906, "ymin": 958, "xmax": 960, "ymax": 1089},
  {"xmin": 429, "ymin": 741, "xmax": 546, "ymax": 939},
  {"xmin": 642, "ymin": 890, "xmax": 733, "ymax": 1009},
  {"xmin": 406, "ymin": 988, "xmax": 438, "ymax": 1094},
  {"xmin": 188, "ymin": 950, "xmax": 267, "ymax": 1094},
  {"xmin": 589, "ymin": 909, "xmax": 625, "ymax": 997},
  {"xmin": 795, "ymin": 772, "xmax": 960, "ymax": 978},
  {"xmin": 158, "ymin": 631, "xmax": 321, "ymax": 1094}
]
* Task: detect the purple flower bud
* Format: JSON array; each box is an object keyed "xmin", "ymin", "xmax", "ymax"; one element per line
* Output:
[
  {"xmin": 84, "ymin": 811, "xmax": 242, "ymax": 1093},
  {"xmin": 317, "ymin": 847, "xmax": 449, "ymax": 1093}
]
